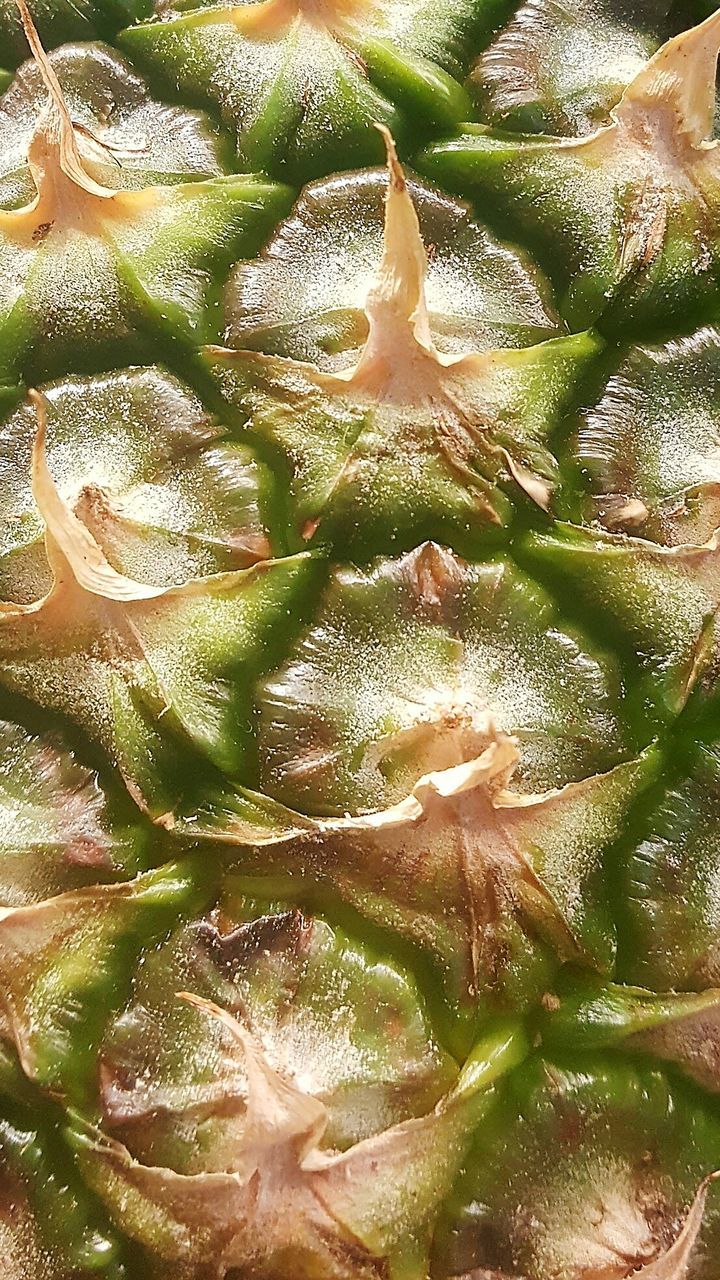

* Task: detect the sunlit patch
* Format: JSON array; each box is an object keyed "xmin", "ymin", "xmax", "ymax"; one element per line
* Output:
[
  {"xmin": 422, "ymin": 9, "xmax": 720, "ymax": 331},
  {"xmin": 0, "ymin": 391, "xmax": 313, "ymax": 818},
  {"xmin": 0, "ymin": 1, "xmax": 288, "ymax": 378},
  {"xmin": 120, "ymin": 0, "xmax": 477, "ymax": 180}
]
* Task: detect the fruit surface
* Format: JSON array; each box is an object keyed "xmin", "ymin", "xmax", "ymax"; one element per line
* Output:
[{"xmin": 4, "ymin": 0, "xmax": 720, "ymax": 1276}]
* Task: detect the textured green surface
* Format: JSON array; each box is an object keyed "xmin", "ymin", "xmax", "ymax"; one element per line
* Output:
[{"xmin": 2, "ymin": 0, "xmax": 720, "ymax": 1276}]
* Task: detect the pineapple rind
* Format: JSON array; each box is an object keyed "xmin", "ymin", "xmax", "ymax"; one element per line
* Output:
[{"xmin": 1, "ymin": 0, "xmax": 720, "ymax": 1276}]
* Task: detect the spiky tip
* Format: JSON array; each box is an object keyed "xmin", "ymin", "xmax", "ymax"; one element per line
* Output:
[
  {"xmin": 28, "ymin": 389, "xmax": 166, "ymax": 602},
  {"xmin": 614, "ymin": 6, "xmax": 720, "ymax": 147},
  {"xmin": 14, "ymin": 0, "xmax": 115, "ymax": 200}
]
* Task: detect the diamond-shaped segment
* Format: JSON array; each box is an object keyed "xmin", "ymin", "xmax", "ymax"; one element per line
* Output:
[
  {"xmin": 0, "ymin": 1097, "xmax": 122, "ymax": 1277},
  {"xmin": 571, "ymin": 325, "xmax": 720, "ymax": 546},
  {"xmin": 0, "ymin": 369, "xmax": 272, "ymax": 604},
  {"xmin": 184, "ymin": 731, "xmax": 654, "ymax": 1018},
  {"xmin": 0, "ymin": 4, "xmax": 290, "ymax": 381},
  {"xmin": 120, "ymin": 0, "xmax": 479, "ymax": 183},
  {"xmin": 525, "ymin": 521, "xmax": 720, "ymax": 719},
  {"xmin": 0, "ymin": 718, "xmax": 147, "ymax": 907},
  {"xmin": 211, "ymin": 134, "xmax": 598, "ymax": 550},
  {"xmin": 0, "ymin": 861, "xmax": 201, "ymax": 1098},
  {"xmin": 74, "ymin": 1012, "xmax": 524, "ymax": 1279},
  {"xmin": 224, "ymin": 165, "xmax": 560, "ymax": 371},
  {"xmin": 541, "ymin": 973, "xmax": 720, "ymax": 1096},
  {"xmin": 256, "ymin": 541, "xmax": 629, "ymax": 817},
  {"xmin": 470, "ymin": 0, "xmax": 674, "ymax": 136},
  {"xmin": 0, "ymin": 0, "xmax": 150, "ymax": 67},
  {"xmin": 436, "ymin": 1056, "xmax": 720, "ymax": 1279},
  {"xmin": 422, "ymin": 10, "xmax": 720, "ymax": 333},
  {"xmin": 99, "ymin": 894, "xmax": 457, "ymax": 1172},
  {"xmin": 620, "ymin": 741, "xmax": 720, "ymax": 992},
  {"xmin": 0, "ymin": 395, "xmax": 316, "ymax": 817}
]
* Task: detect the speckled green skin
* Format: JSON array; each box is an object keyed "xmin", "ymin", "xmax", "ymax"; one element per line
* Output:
[{"xmin": 2, "ymin": 1, "xmax": 720, "ymax": 1277}]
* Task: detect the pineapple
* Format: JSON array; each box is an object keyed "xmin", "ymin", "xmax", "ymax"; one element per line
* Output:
[{"xmin": 4, "ymin": 0, "xmax": 720, "ymax": 1275}]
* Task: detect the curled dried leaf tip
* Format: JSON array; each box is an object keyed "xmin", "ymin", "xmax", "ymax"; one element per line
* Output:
[
  {"xmin": 27, "ymin": 389, "xmax": 167, "ymax": 602},
  {"xmin": 350, "ymin": 124, "xmax": 436, "ymax": 379},
  {"xmin": 614, "ymin": 7, "xmax": 720, "ymax": 147},
  {"xmin": 13, "ymin": 0, "xmax": 116, "ymax": 206},
  {"xmin": 208, "ymin": 127, "xmax": 556, "ymax": 518},
  {"xmin": 627, "ymin": 1170, "xmax": 720, "ymax": 1279},
  {"xmin": 176, "ymin": 992, "xmax": 328, "ymax": 1157}
]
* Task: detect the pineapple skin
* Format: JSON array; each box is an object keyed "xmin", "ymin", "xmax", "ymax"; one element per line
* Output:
[{"xmin": 2, "ymin": 0, "xmax": 720, "ymax": 1277}]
